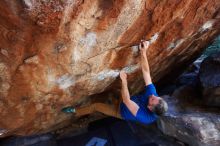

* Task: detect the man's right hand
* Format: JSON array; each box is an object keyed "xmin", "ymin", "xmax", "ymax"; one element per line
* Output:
[{"xmin": 120, "ymin": 71, "xmax": 127, "ymax": 84}]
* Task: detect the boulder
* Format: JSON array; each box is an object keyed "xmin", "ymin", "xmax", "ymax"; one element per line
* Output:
[
  {"xmin": 158, "ymin": 88, "xmax": 220, "ymax": 146},
  {"xmin": 199, "ymin": 52, "xmax": 220, "ymax": 107},
  {"xmin": 158, "ymin": 56, "xmax": 220, "ymax": 146},
  {"xmin": 0, "ymin": 0, "xmax": 220, "ymax": 137},
  {"xmin": 158, "ymin": 113, "xmax": 220, "ymax": 146}
]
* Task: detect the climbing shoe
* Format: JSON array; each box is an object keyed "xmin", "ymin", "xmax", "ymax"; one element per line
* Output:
[{"xmin": 61, "ymin": 106, "xmax": 76, "ymax": 114}]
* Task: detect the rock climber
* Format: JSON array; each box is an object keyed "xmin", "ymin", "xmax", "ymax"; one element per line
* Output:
[{"xmin": 62, "ymin": 41, "xmax": 168, "ymax": 124}]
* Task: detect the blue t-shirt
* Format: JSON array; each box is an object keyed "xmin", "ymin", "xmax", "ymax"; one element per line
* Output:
[{"xmin": 120, "ymin": 84, "xmax": 158, "ymax": 124}]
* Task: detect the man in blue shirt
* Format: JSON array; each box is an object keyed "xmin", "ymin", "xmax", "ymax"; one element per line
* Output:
[
  {"xmin": 119, "ymin": 41, "xmax": 168, "ymax": 124},
  {"xmin": 62, "ymin": 41, "xmax": 168, "ymax": 125}
]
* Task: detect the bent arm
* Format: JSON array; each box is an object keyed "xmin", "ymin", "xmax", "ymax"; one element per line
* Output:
[{"xmin": 121, "ymin": 80, "xmax": 139, "ymax": 116}]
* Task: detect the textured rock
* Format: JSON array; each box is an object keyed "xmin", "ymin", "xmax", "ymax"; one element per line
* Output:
[
  {"xmin": 158, "ymin": 53, "xmax": 220, "ymax": 146},
  {"xmin": 158, "ymin": 87, "xmax": 220, "ymax": 146},
  {"xmin": 199, "ymin": 52, "xmax": 220, "ymax": 107},
  {"xmin": 0, "ymin": 0, "xmax": 220, "ymax": 137},
  {"xmin": 158, "ymin": 113, "xmax": 220, "ymax": 146}
]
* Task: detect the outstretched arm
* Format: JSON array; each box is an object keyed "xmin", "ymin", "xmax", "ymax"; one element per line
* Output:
[
  {"xmin": 120, "ymin": 71, "xmax": 139, "ymax": 116},
  {"xmin": 140, "ymin": 41, "xmax": 152, "ymax": 86}
]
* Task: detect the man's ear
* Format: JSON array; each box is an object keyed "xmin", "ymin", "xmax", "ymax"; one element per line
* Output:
[{"xmin": 147, "ymin": 105, "xmax": 153, "ymax": 111}]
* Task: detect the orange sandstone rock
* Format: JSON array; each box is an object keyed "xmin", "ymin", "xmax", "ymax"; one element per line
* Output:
[{"xmin": 0, "ymin": 0, "xmax": 219, "ymax": 136}]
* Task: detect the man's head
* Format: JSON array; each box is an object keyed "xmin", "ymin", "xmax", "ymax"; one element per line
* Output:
[{"xmin": 147, "ymin": 95, "xmax": 168, "ymax": 116}]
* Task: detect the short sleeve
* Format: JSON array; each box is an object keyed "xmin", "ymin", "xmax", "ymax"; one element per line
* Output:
[
  {"xmin": 135, "ymin": 108, "xmax": 157, "ymax": 124},
  {"xmin": 140, "ymin": 84, "xmax": 158, "ymax": 103}
]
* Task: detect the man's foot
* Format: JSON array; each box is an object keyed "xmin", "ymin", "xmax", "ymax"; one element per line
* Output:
[{"xmin": 61, "ymin": 106, "xmax": 76, "ymax": 114}]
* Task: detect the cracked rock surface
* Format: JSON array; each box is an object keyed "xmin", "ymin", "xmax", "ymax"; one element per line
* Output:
[{"xmin": 0, "ymin": 0, "xmax": 220, "ymax": 136}]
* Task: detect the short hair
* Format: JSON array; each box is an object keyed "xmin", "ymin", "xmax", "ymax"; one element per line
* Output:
[{"xmin": 152, "ymin": 97, "xmax": 168, "ymax": 116}]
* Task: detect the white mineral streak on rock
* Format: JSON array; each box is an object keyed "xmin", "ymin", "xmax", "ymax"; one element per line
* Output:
[
  {"xmin": 72, "ymin": 49, "xmax": 81, "ymax": 62},
  {"xmin": 0, "ymin": 49, "xmax": 9, "ymax": 57},
  {"xmin": 47, "ymin": 74, "xmax": 55, "ymax": 83},
  {"xmin": 72, "ymin": 32, "xmax": 97, "ymax": 62},
  {"xmin": 122, "ymin": 64, "xmax": 140, "ymax": 73},
  {"xmin": 25, "ymin": 55, "xmax": 39, "ymax": 64},
  {"xmin": 96, "ymin": 70, "xmax": 119, "ymax": 81},
  {"xmin": 167, "ymin": 39, "xmax": 185, "ymax": 50},
  {"xmin": 79, "ymin": 32, "xmax": 97, "ymax": 52},
  {"xmin": 94, "ymin": 64, "xmax": 140, "ymax": 81},
  {"xmin": 56, "ymin": 74, "xmax": 75, "ymax": 89},
  {"xmin": 131, "ymin": 45, "xmax": 139, "ymax": 54},
  {"xmin": 167, "ymin": 42, "xmax": 175, "ymax": 50},
  {"xmin": 175, "ymin": 39, "xmax": 185, "ymax": 48},
  {"xmin": 23, "ymin": 0, "xmax": 34, "ymax": 9},
  {"xmin": 0, "ymin": 129, "xmax": 7, "ymax": 136},
  {"xmin": 149, "ymin": 33, "xmax": 159, "ymax": 44},
  {"xmin": 201, "ymin": 20, "xmax": 214, "ymax": 31}
]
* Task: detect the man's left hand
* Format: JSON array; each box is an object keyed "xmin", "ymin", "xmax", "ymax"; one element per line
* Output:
[{"xmin": 139, "ymin": 41, "xmax": 150, "ymax": 56}]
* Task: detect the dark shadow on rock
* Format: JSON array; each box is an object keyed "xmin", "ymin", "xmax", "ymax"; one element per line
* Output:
[
  {"xmin": 0, "ymin": 133, "xmax": 57, "ymax": 146},
  {"xmin": 199, "ymin": 52, "xmax": 220, "ymax": 107}
]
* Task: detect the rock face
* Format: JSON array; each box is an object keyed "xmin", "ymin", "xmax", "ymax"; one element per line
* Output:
[
  {"xmin": 158, "ymin": 111, "xmax": 220, "ymax": 146},
  {"xmin": 158, "ymin": 86, "xmax": 220, "ymax": 146},
  {"xmin": 199, "ymin": 52, "xmax": 220, "ymax": 107},
  {"xmin": 158, "ymin": 53, "xmax": 220, "ymax": 146},
  {"xmin": 0, "ymin": 0, "xmax": 220, "ymax": 137}
]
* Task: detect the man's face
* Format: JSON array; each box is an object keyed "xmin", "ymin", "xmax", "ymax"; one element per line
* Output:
[{"xmin": 148, "ymin": 95, "xmax": 159, "ymax": 106}]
